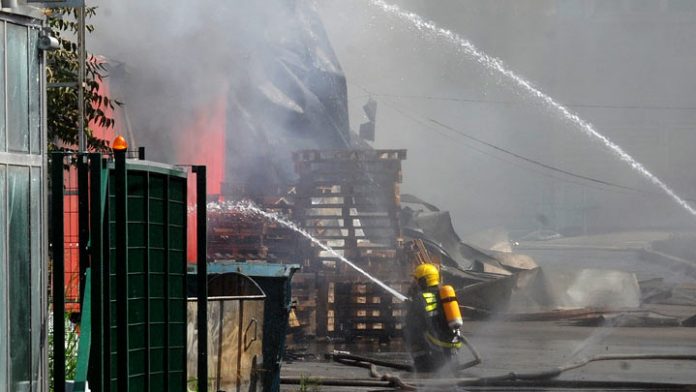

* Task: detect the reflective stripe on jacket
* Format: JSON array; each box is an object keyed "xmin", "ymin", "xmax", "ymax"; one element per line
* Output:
[{"xmin": 422, "ymin": 291, "xmax": 438, "ymax": 313}]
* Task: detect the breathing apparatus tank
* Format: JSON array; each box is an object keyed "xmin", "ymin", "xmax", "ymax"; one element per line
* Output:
[{"xmin": 439, "ymin": 285, "xmax": 463, "ymax": 330}]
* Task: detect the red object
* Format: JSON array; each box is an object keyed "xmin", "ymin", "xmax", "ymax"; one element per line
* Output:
[
  {"xmin": 63, "ymin": 166, "xmax": 80, "ymax": 312},
  {"xmin": 63, "ymin": 60, "xmax": 118, "ymax": 312},
  {"xmin": 89, "ymin": 58, "xmax": 117, "ymax": 143},
  {"xmin": 177, "ymin": 94, "xmax": 228, "ymax": 263},
  {"xmin": 112, "ymin": 135, "xmax": 128, "ymax": 151}
]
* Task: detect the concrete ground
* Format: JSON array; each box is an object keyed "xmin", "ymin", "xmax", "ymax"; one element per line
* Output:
[
  {"xmin": 282, "ymin": 315, "xmax": 696, "ymax": 390},
  {"xmin": 281, "ymin": 234, "xmax": 696, "ymax": 391}
]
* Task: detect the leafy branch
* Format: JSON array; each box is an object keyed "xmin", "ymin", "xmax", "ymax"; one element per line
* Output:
[{"xmin": 45, "ymin": 7, "xmax": 121, "ymax": 151}]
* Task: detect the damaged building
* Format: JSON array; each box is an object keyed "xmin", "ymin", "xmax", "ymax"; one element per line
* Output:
[{"xmin": 89, "ymin": 4, "xmax": 696, "ymax": 388}]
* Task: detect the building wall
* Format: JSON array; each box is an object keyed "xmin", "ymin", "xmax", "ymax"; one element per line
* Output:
[{"xmin": 0, "ymin": 10, "xmax": 46, "ymax": 392}]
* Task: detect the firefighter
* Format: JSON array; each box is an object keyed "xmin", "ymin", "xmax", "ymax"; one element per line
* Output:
[{"xmin": 404, "ymin": 263, "xmax": 463, "ymax": 372}]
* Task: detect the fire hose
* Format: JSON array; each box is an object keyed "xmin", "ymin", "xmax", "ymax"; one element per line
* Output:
[
  {"xmin": 330, "ymin": 352, "xmax": 413, "ymax": 371},
  {"xmin": 489, "ymin": 353, "xmax": 696, "ymax": 383},
  {"xmin": 279, "ymin": 352, "xmax": 417, "ymax": 390},
  {"xmin": 328, "ymin": 352, "xmax": 696, "ymax": 390},
  {"xmin": 453, "ymin": 332, "xmax": 482, "ymax": 370},
  {"xmin": 330, "ymin": 352, "xmax": 417, "ymax": 391}
]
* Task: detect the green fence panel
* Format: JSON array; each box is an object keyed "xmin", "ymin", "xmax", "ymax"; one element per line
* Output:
[
  {"xmin": 106, "ymin": 162, "xmax": 188, "ymax": 391},
  {"xmin": 74, "ymin": 269, "xmax": 92, "ymax": 392}
]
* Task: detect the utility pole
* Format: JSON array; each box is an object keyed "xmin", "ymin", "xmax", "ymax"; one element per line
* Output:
[
  {"xmin": 29, "ymin": 0, "xmax": 87, "ymax": 149},
  {"xmin": 77, "ymin": 5, "xmax": 86, "ymax": 151}
]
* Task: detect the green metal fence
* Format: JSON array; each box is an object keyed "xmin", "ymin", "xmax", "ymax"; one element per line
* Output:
[
  {"xmin": 51, "ymin": 151, "xmax": 298, "ymax": 391},
  {"xmin": 50, "ymin": 152, "xmax": 208, "ymax": 392},
  {"xmin": 107, "ymin": 161, "xmax": 189, "ymax": 391}
]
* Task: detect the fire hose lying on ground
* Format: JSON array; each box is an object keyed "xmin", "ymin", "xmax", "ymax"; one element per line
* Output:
[{"xmin": 281, "ymin": 352, "xmax": 696, "ymax": 390}]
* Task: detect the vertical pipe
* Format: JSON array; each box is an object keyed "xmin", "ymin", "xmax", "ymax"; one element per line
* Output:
[
  {"xmin": 114, "ymin": 149, "xmax": 129, "ymax": 391},
  {"xmin": 77, "ymin": 7, "xmax": 86, "ymax": 152},
  {"xmin": 78, "ymin": 155, "xmax": 89, "ymax": 303},
  {"xmin": 51, "ymin": 153, "xmax": 66, "ymax": 392},
  {"xmin": 137, "ymin": 147, "xmax": 145, "ymax": 161},
  {"xmin": 88, "ymin": 154, "xmax": 103, "ymax": 391},
  {"xmin": 192, "ymin": 166, "xmax": 207, "ymax": 392},
  {"xmin": 42, "ymin": 36, "xmax": 50, "ymax": 392}
]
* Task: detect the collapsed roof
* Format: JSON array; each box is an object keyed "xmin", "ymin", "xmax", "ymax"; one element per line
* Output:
[{"xmin": 224, "ymin": 1, "xmax": 357, "ymax": 195}]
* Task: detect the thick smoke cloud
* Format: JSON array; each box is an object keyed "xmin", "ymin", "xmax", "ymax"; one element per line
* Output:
[
  {"xmin": 317, "ymin": 0, "xmax": 696, "ymax": 236},
  {"xmin": 90, "ymin": 0, "xmax": 696, "ymax": 236},
  {"xmin": 90, "ymin": 0, "xmax": 353, "ymax": 195},
  {"xmin": 89, "ymin": 0, "xmax": 245, "ymax": 159}
]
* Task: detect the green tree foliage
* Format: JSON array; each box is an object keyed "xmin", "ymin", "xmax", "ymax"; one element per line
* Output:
[
  {"xmin": 48, "ymin": 313, "xmax": 79, "ymax": 391},
  {"xmin": 46, "ymin": 7, "xmax": 120, "ymax": 151}
]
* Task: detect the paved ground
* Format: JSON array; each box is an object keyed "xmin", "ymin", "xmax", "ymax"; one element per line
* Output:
[
  {"xmin": 281, "ymin": 236, "xmax": 696, "ymax": 391},
  {"xmin": 282, "ymin": 316, "xmax": 696, "ymax": 390}
]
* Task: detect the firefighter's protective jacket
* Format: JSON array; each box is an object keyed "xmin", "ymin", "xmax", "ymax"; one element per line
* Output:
[{"xmin": 404, "ymin": 284, "xmax": 461, "ymax": 371}]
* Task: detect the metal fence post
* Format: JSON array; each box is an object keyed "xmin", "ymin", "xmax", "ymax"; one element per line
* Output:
[
  {"xmin": 114, "ymin": 147, "xmax": 129, "ymax": 391},
  {"xmin": 78, "ymin": 155, "xmax": 89, "ymax": 306},
  {"xmin": 50, "ymin": 152, "xmax": 66, "ymax": 392},
  {"xmin": 88, "ymin": 153, "xmax": 104, "ymax": 391},
  {"xmin": 192, "ymin": 166, "xmax": 207, "ymax": 392},
  {"xmin": 101, "ymin": 157, "xmax": 112, "ymax": 392}
]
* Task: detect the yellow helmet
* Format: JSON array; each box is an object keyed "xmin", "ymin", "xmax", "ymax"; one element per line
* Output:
[{"xmin": 414, "ymin": 263, "xmax": 439, "ymax": 287}]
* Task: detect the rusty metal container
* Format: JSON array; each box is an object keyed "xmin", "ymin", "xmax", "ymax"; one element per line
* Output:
[
  {"xmin": 188, "ymin": 262, "xmax": 299, "ymax": 391},
  {"xmin": 187, "ymin": 272, "xmax": 265, "ymax": 392}
]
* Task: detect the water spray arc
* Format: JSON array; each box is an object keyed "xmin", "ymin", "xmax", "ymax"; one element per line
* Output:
[
  {"xmin": 208, "ymin": 201, "xmax": 409, "ymax": 302},
  {"xmin": 369, "ymin": 0, "xmax": 696, "ymax": 218}
]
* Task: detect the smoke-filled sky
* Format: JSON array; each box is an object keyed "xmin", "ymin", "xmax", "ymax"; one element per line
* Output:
[
  {"xmin": 89, "ymin": 0, "xmax": 696, "ymax": 237},
  {"xmin": 88, "ymin": 1, "xmax": 277, "ymax": 160},
  {"xmin": 317, "ymin": 0, "xmax": 696, "ymax": 236}
]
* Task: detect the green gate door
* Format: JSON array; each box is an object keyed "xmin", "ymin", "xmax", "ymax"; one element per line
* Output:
[{"xmin": 107, "ymin": 161, "xmax": 189, "ymax": 391}]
